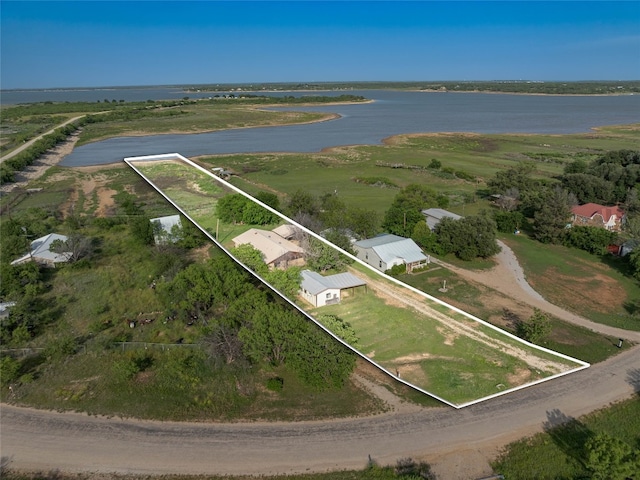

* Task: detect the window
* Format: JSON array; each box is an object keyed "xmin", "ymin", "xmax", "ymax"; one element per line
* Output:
[{"xmin": 326, "ymin": 293, "xmax": 331, "ymax": 299}]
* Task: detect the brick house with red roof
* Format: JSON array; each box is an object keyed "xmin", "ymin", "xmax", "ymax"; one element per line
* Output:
[{"xmin": 570, "ymin": 203, "xmax": 626, "ymax": 232}]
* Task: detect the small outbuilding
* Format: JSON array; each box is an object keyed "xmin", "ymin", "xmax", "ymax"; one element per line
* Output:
[
  {"xmin": 299, "ymin": 270, "xmax": 366, "ymax": 307},
  {"xmin": 422, "ymin": 208, "xmax": 463, "ymax": 231}
]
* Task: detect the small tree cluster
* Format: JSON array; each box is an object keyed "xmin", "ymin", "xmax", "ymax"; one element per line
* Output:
[
  {"xmin": 434, "ymin": 215, "xmax": 500, "ymax": 260},
  {"xmin": 516, "ymin": 308, "xmax": 552, "ymax": 344},
  {"xmin": 217, "ymin": 193, "xmax": 280, "ymax": 225}
]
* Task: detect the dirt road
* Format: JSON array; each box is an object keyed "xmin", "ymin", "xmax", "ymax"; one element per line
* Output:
[
  {"xmin": 0, "ymin": 116, "xmax": 86, "ymax": 164},
  {"xmin": 2, "ymin": 344, "xmax": 638, "ymax": 478},
  {"xmin": 432, "ymin": 240, "xmax": 640, "ymax": 342}
]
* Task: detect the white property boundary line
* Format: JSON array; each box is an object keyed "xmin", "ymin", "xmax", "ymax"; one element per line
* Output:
[{"xmin": 124, "ymin": 152, "xmax": 590, "ymax": 409}]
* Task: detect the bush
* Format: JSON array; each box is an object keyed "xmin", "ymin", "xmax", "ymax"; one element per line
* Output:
[
  {"xmin": 386, "ymin": 263, "xmax": 407, "ymax": 276},
  {"xmin": 0, "ymin": 356, "xmax": 21, "ymax": 386},
  {"xmin": 266, "ymin": 376, "xmax": 284, "ymax": 392}
]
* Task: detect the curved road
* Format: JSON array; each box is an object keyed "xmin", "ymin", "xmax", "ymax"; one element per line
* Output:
[
  {"xmin": 1, "ymin": 345, "xmax": 638, "ymax": 476},
  {"xmin": 433, "ymin": 240, "xmax": 640, "ymax": 342}
]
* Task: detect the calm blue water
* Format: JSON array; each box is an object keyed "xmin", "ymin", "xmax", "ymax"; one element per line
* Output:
[{"xmin": 7, "ymin": 88, "xmax": 638, "ymax": 167}]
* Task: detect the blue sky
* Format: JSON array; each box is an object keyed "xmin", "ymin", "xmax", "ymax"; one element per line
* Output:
[{"xmin": 1, "ymin": 1, "xmax": 639, "ymax": 89}]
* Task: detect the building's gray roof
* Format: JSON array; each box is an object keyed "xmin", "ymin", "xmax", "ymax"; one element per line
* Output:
[
  {"xmin": 11, "ymin": 233, "xmax": 71, "ymax": 265},
  {"xmin": 150, "ymin": 214, "xmax": 181, "ymax": 232},
  {"xmin": 353, "ymin": 234, "xmax": 427, "ymax": 264},
  {"xmin": 300, "ymin": 270, "xmax": 366, "ymax": 296},
  {"xmin": 421, "ymin": 208, "xmax": 463, "ymax": 230}
]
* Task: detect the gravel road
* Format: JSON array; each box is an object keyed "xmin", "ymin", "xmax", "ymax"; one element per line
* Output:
[{"xmin": 2, "ymin": 344, "xmax": 638, "ymax": 478}]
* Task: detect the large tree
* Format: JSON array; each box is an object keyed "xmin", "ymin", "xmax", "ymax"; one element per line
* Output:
[
  {"xmin": 435, "ymin": 215, "xmax": 500, "ymax": 260},
  {"xmin": 532, "ymin": 186, "xmax": 576, "ymax": 244},
  {"xmin": 382, "ymin": 184, "xmax": 448, "ymax": 237}
]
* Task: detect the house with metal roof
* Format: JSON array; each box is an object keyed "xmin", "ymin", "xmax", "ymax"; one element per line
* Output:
[
  {"xmin": 299, "ymin": 269, "xmax": 366, "ymax": 307},
  {"xmin": 11, "ymin": 233, "xmax": 72, "ymax": 267},
  {"xmin": 422, "ymin": 208, "xmax": 463, "ymax": 231},
  {"xmin": 150, "ymin": 214, "xmax": 182, "ymax": 244},
  {"xmin": 232, "ymin": 228, "xmax": 304, "ymax": 269},
  {"xmin": 353, "ymin": 234, "xmax": 428, "ymax": 273}
]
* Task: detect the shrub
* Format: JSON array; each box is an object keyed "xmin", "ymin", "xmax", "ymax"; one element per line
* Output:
[{"xmin": 266, "ymin": 376, "xmax": 284, "ymax": 392}]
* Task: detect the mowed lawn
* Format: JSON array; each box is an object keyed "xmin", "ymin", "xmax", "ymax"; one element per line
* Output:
[{"xmin": 130, "ymin": 156, "xmax": 586, "ymax": 407}]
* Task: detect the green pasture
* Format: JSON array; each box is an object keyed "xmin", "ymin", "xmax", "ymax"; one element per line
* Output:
[{"xmin": 200, "ymin": 126, "xmax": 640, "ymax": 216}]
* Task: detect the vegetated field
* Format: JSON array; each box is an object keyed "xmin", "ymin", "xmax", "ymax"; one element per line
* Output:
[
  {"xmin": 492, "ymin": 395, "xmax": 640, "ymax": 479},
  {"xmin": 202, "ymin": 124, "xmax": 640, "ymax": 216},
  {"xmin": 131, "ymin": 156, "xmax": 586, "ymax": 407},
  {"xmin": 75, "ymin": 102, "xmax": 334, "ymax": 146},
  {"xmin": 502, "ymin": 234, "xmax": 640, "ymax": 332}
]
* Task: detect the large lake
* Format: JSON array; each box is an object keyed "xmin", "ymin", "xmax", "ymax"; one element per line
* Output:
[{"xmin": 13, "ymin": 89, "xmax": 636, "ymax": 167}]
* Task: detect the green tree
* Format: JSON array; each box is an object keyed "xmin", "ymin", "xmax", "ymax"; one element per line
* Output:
[
  {"xmin": 239, "ymin": 302, "xmax": 303, "ymax": 365},
  {"xmin": 516, "ymin": 308, "xmax": 552, "ymax": 344},
  {"xmin": 242, "ymin": 201, "xmax": 280, "ymax": 225},
  {"xmin": 532, "ymin": 186, "xmax": 576, "ymax": 244},
  {"xmin": 130, "ymin": 216, "xmax": 154, "ymax": 245},
  {"xmin": 411, "ymin": 221, "xmax": 439, "ymax": 253},
  {"xmin": 304, "ymin": 237, "xmax": 352, "ymax": 273},
  {"xmin": 286, "ymin": 189, "xmax": 319, "ymax": 218},
  {"xmin": 287, "ymin": 322, "xmax": 356, "ymax": 390},
  {"xmin": 494, "ymin": 211, "xmax": 525, "ymax": 234},
  {"xmin": 317, "ymin": 314, "xmax": 359, "ymax": 347},
  {"xmin": 264, "ymin": 267, "xmax": 302, "ymax": 298},
  {"xmin": 216, "ymin": 194, "xmax": 249, "ymax": 224},
  {"xmin": 585, "ymin": 432, "xmax": 638, "ymax": 480},
  {"xmin": 435, "ymin": 215, "xmax": 500, "ymax": 260},
  {"xmin": 564, "ymin": 226, "xmax": 617, "ymax": 255},
  {"xmin": 487, "ymin": 161, "xmax": 537, "ymax": 195},
  {"xmin": 230, "ymin": 244, "xmax": 268, "ymax": 276},
  {"xmin": 382, "ymin": 184, "xmax": 448, "ymax": 237}
]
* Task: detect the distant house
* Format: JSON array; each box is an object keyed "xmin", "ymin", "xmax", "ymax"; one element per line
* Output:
[
  {"xmin": 620, "ymin": 239, "xmax": 640, "ymax": 257},
  {"xmin": 299, "ymin": 270, "xmax": 366, "ymax": 307},
  {"xmin": 570, "ymin": 203, "xmax": 625, "ymax": 231},
  {"xmin": 232, "ymin": 228, "xmax": 304, "ymax": 269},
  {"xmin": 11, "ymin": 233, "xmax": 72, "ymax": 267},
  {"xmin": 353, "ymin": 234, "xmax": 428, "ymax": 273},
  {"xmin": 421, "ymin": 208, "xmax": 463, "ymax": 231},
  {"xmin": 150, "ymin": 214, "xmax": 182, "ymax": 244},
  {"xmin": 0, "ymin": 301, "xmax": 16, "ymax": 319}
]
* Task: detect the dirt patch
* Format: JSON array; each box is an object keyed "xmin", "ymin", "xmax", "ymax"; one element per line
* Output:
[{"xmin": 530, "ymin": 267, "xmax": 624, "ymax": 315}]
